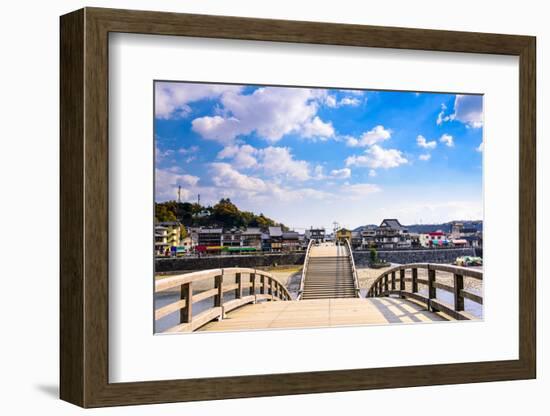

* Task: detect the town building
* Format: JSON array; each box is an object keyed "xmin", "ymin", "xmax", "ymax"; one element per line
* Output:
[
  {"xmin": 419, "ymin": 231, "xmax": 450, "ymax": 248},
  {"xmin": 305, "ymin": 227, "xmax": 326, "ymax": 243},
  {"xmin": 336, "ymin": 228, "xmax": 352, "ymax": 244},
  {"xmin": 221, "ymin": 228, "xmax": 242, "ymax": 248},
  {"xmin": 360, "ymin": 225, "xmax": 378, "ymax": 249},
  {"xmin": 197, "ymin": 228, "xmax": 223, "ymax": 247},
  {"xmin": 242, "ymin": 228, "xmax": 262, "ymax": 250},
  {"xmin": 155, "ymin": 222, "xmax": 184, "ymax": 256},
  {"xmin": 281, "ymin": 231, "xmax": 300, "ymax": 251},
  {"xmin": 374, "ymin": 219, "xmax": 412, "ymax": 249},
  {"xmin": 268, "ymin": 226, "xmax": 283, "ymax": 251},
  {"xmin": 351, "ymin": 231, "xmax": 363, "ymax": 249}
]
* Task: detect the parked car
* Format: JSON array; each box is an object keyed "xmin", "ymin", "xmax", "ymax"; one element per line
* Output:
[{"xmin": 454, "ymin": 256, "xmax": 483, "ymax": 267}]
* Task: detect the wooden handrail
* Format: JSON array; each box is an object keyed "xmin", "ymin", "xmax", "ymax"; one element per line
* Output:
[
  {"xmin": 343, "ymin": 238, "xmax": 361, "ymax": 298},
  {"xmin": 156, "ymin": 267, "xmax": 292, "ymax": 333},
  {"xmin": 297, "ymin": 239, "xmax": 314, "ymax": 300},
  {"xmin": 366, "ymin": 263, "xmax": 483, "ymax": 320}
]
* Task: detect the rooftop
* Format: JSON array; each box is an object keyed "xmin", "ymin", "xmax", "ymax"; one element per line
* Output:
[{"xmin": 268, "ymin": 226, "xmax": 283, "ymax": 237}]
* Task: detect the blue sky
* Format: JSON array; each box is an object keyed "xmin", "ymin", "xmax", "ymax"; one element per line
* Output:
[{"xmin": 155, "ymin": 81, "xmax": 483, "ymax": 230}]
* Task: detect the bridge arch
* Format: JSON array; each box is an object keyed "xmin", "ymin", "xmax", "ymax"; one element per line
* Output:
[{"xmin": 156, "ymin": 267, "xmax": 292, "ymax": 333}]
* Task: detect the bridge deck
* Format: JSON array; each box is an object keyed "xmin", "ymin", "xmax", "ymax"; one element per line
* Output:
[{"xmin": 198, "ymin": 297, "xmax": 448, "ymax": 332}]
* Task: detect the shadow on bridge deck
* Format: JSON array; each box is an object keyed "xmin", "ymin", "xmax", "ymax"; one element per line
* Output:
[{"xmin": 197, "ymin": 297, "xmax": 448, "ymax": 332}]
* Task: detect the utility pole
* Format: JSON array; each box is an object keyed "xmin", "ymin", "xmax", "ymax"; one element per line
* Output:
[
  {"xmin": 197, "ymin": 193, "xmax": 201, "ymax": 206},
  {"xmin": 177, "ymin": 186, "xmax": 181, "ymax": 203}
]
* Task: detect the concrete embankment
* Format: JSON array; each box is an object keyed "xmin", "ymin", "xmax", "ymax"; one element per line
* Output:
[
  {"xmin": 156, "ymin": 252, "xmax": 306, "ymax": 273},
  {"xmin": 352, "ymin": 247, "xmax": 477, "ymax": 266}
]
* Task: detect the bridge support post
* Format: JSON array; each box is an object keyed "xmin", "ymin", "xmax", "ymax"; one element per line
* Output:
[
  {"xmin": 399, "ymin": 269, "xmax": 405, "ymax": 298},
  {"xmin": 261, "ymin": 275, "xmax": 267, "ymax": 294},
  {"xmin": 383, "ymin": 274, "xmax": 389, "ymax": 293},
  {"xmin": 235, "ymin": 272, "xmax": 242, "ymax": 300},
  {"xmin": 453, "ymin": 273, "xmax": 465, "ymax": 311},
  {"xmin": 250, "ymin": 272, "xmax": 256, "ymax": 302},
  {"xmin": 391, "ymin": 271, "xmax": 396, "ymax": 290},
  {"xmin": 180, "ymin": 282, "xmax": 192, "ymax": 324},
  {"xmin": 214, "ymin": 273, "xmax": 224, "ymax": 320},
  {"xmin": 428, "ymin": 268, "xmax": 439, "ymax": 312},
  {"xmin": 412, "ymin": 268, "xmax": 418, "ymax": 293}
]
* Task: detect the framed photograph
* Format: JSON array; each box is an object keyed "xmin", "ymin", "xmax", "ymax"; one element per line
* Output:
[{"xmin": 60, "ymin": 7, "xmax": 536, "ymax": 407}]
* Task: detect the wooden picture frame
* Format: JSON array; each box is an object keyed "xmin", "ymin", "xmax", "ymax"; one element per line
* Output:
[{"xmin": 60, "ymin": 7, "xmax": 536, "ymax": 408}]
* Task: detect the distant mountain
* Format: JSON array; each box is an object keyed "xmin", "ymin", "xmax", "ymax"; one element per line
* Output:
[{"xmin": 353, "ymin": 221, "xmax": 483, "ymax": 234}]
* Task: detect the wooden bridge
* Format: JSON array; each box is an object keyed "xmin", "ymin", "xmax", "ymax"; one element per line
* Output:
[
  {"xmin": 155, "ymin": 244, "xmax": 483, "ymax": 333},
  {"xmin": 299, "ymin": 240, "xmax": 360, "ymax": 299}
]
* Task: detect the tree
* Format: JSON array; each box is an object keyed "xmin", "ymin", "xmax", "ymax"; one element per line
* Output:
[
  {"xmin": 369, "ymin": 248, "xmax": 378, "ymax": 264},
  {"xmin": 155, "ymin": 204, "xmax": 177, "ymax": 222}
]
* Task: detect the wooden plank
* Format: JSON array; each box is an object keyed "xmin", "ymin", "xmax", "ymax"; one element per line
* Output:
[
  {"xmin": 214, "ymin": 274, "xmax": 223, "ymax": 307},
  {"xmin": 180, "ymin": 282, "xmax": 192, "ymax": 323},
  {"xmin": 412, "ymin": 268, "xmax": 418, "ymax": 293},
  {"xmin": 165, "ymin": 307, "xmax": 223, "ymax": 333},
  {"xmin": 155, "ymin": 299, "xmax": 186, "ymax": 321},
  {"xmin": 222, "ymin": 283, "xmax": 239, "ymax": 293},
  {"xmin": 255, "ymin": 293, "xmax": 274, "ymax": 302},
  {"xmin": 223, "ymin": 296, "xmax": 256, "ymax": 314},
  {"xmin": 461, "ymin": 290, "xmax": 483, "ymax": 305},
  {"xmin": 192, "ymin": 288, "xmax": 218, "ymax": 304},
  {"xmin": 235, "ymin": 273, "xmax": 242, "ymax": 299},
  {"xmin": 454, "ymin": 274, "xmax": 465, "ymax": 312},
  {"xmin": 155, "ymin": 269, "xmax": 222, "ymax": 292},
  {"xmin": 429, "ymin": 264, "xmax": 483, "ymax": 280},
  {"xmin": 429, "ymin": 300, "xmax": 475, "ymax": 321}
]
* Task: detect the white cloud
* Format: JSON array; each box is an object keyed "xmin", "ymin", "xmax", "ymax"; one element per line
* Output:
[
  {"xmin": 301, "ymin": 116, "xmax": 335, "ymax": 139},
  {"xmin": 436, "ymin": 95, "xmax": 483, "ymax": 128},
  {"xmin": 339, "ymin": 97, "xmax": 361, "ymax": 106},
  {"xmin": 417, "ymin": 135, "xmax": 437, "ymax": 149},
  {"xmin": 419, "ymin": 153, "xmax": 431, "ymax": 161},
  {"xmin": 178, "ymin": 145, "xmax": 199, "ymax": 154},
  {"xmin": 345, "ymin": 145, "xmax": 408, "ymax": 169},
  {"xmin": 217, "ymin": 144, "xmax": 258, "ymax": 169},
  {"xmin": 258, "ymin": 146, "xmax": 310, "ymax": 181},
  {"xmin": 368, "ymin": 169, "xmax": 377, "ymax": 177},
  {"xmin": 453, "ymin": 95, "xmax": 483, "ymax": 128},
  {"xmin": 476, "ymin": 141, "xmax": 484, "ymax": 152},
  {"xmin": 341, "ymin": 183, "xmax": 382, "ymax": 200},
  {"xmin": 325, "ymin": 95, "xmax": 337, "ymax": 108},
  {"xmin": 346, "ymin": 125, "xmax": 392, "ymax": 147},
  {"xmin": 155, "ymin": 167, "xmax": 200, "ymax": 200},
  {"xmin": 191, "ymin": 87, "xmax": 334, "ymax": 144},
  {"xmin": 436, "ymin": 103, "xmax": 451, "ymax": 125},
  {"xmin": 155, "ymin": 82, "xmax": 242, "ymax": 119},
  {"xmin": 330, "ymin": 168, "xmax": 351, "ymax": 179},
  {"xmin": 155, "ymin": 146, "xmax": 174, "ymax": 163},
  {"xmin": 210, "ymin": 162, "xmax": 267, "ymax": 192},
  {"xmin": 440, "ymin": 134, "xmax": 454, "ymax": 147}
]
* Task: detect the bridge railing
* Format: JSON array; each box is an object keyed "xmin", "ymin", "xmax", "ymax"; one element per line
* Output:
[
  {"xmin": 155, "ymin": 267, "xmax": 292, "ymax": 333},
  {"xmin": 343, "ymin": 239, "xmax": 361, "ymax": 298},
  {"xmin": 297, "ymin": 239, "xmax": 314, "ymax": 300},
  {"xmin": 366, "ymin": 263, "xmax": 483, "ymax": 320}
]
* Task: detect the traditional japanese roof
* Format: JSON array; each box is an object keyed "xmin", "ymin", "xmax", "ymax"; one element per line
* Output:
[
  {"xmin": 282, "ymin": 231, "xmax": 299, "ymax": 240},
  {"xmin": 243, "ymin": 227, "xmax": 262, "ymax": 235},
  {"xmin": 380, "ymin": 219, "xmax": 404, "ymax": 229},
  {"xmin": 268, "ymin": 226, "xmax": 283, "ymax": 237}
]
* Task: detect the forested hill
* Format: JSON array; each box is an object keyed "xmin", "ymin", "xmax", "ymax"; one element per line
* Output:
[{"xmin": 155, "ymin": 198, "xmax": 288, "ymax": 231}]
